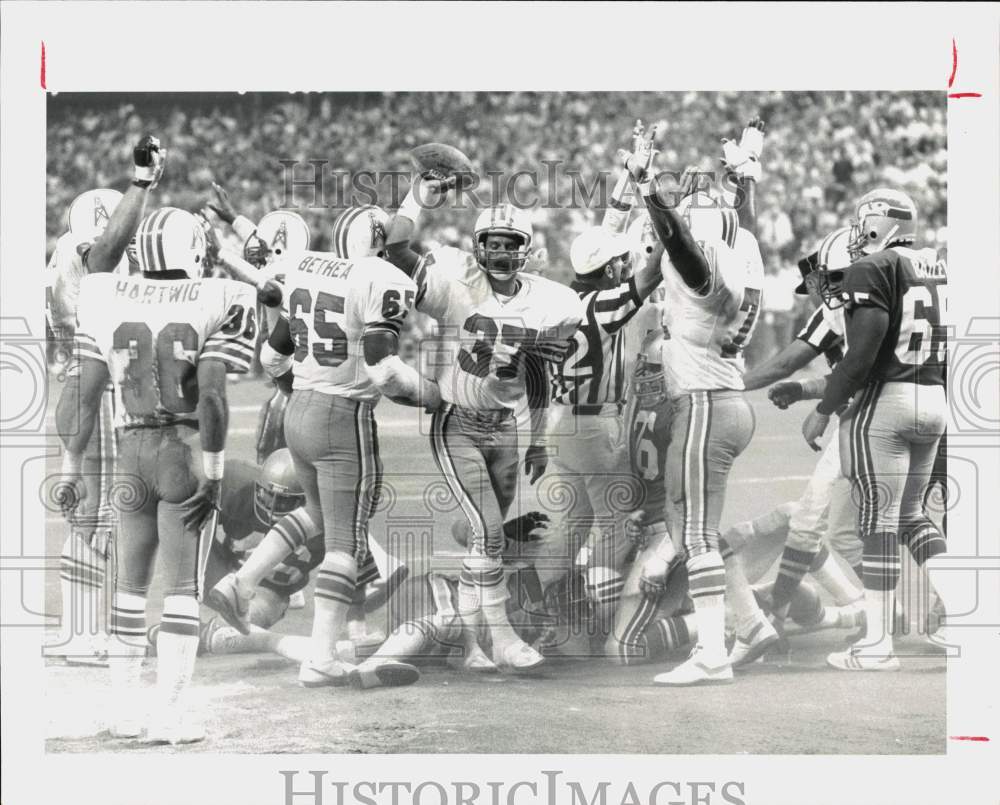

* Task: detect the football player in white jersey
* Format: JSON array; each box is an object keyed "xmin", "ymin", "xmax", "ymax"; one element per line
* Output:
[
  {"xmin": 241, "ymin": 212, "xmax": 436, "ymax": 688},
  {"xmin": 47, "ymin": 136, "xmax": 166, "ymax": 667},
  {"xmin": 385, "ymin": 177, "xmax": 582, "ymax": 672},
  {"xmin": 57, "ymin": 206, "xmax": 254, "ymax": 743},
  {"xmin": 622, "ymin": 138, "xmax": 768, "ymax": 685}
]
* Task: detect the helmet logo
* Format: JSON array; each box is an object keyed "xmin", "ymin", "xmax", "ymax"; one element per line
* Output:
[
  {"xmin": 368, "ymin": 211, "xmax": 386, "ymax": 249},
  {"xmin": 271, "ymin": 221, "xmax": 288, "ymax": 252},
  {"xmin": 93, "ymin": 199, "xmax": 111, "ymax": 229}
]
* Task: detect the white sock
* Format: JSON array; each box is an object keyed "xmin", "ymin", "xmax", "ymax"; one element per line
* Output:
[
  {"xmin": 156, "ymin": 595, "xmax": 200, "ymax": 715},
  {"xmin": 109, "ymin": 592, "xmax": 147, "ymax": 722},
  {"xmin": 687, "ymin": 551, "xmax": 727, "ymax": 662},
  {"xmin": 811, "ymin": 552, "xmax": 863, "ymax": 606},
  {"xmin": 273, "ymin": 635, "xmax": 311, "ymax": 664},
  {"xmin": 58, "ymin": 532, "xmax": 107, "ymax": 643},
  {"xmin": 860, "ymin": 588, "xmax": 894, "ymax": 652},
  {"xmin": 310, "ymin": 552, "xmax": 356, "ymax": 664},
  {"xmin": 237, "ymin": 528, "xmax": 298, "ymax": 589},
  {"xmin": 723, "ymin": 553, "xmax": 765, "ymax": 637}
]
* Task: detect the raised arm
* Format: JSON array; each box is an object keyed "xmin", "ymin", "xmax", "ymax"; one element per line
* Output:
[
  {"xmin": 721, "ymin": 117, "xmax": 765, "ymax": 236},
  {"xmin": 385, "ymin": 176, "xmax": 454, "ymax": 278},
  {"xmin": 87, "ymin": 135, "xmax": 165, "ymax": 273},
  {"xmin": 618, "ymin": 129, "xmax": 712, "ymax": 293}
]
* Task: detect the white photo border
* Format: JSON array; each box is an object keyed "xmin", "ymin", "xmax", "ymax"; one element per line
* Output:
[{"xmin": 2, "ymin": 3, "xmax": 998, "ymax": 804}]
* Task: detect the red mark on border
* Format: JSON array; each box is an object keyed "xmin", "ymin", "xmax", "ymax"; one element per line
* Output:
[
  {"xmin": 950, "ymin": 736, "xmax": 990, "ymax": 742},
  {"xmin": 948, "ymin": 39, "xmax": 981, "ymax": 99},
  {"xmin": 40, "ymin": 41, "xmax": 46, "ymax": 90}
]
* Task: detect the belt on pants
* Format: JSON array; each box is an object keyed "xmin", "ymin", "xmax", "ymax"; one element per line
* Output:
[{"xmin": 446, "ymin": 403, "xmax": 514, "ymax": 427}]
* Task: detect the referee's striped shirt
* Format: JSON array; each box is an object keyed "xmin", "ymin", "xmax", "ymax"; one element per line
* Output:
[
  {"xmin": 551, "ymin": 276, "xmax": 644, "ymax": 406},
  {"xmin": 796, "ymin": 305, "xmax": 845, "ymax": 368}
]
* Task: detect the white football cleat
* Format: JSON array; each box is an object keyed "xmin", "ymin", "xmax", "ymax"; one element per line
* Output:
[
  {"xmin": 205, "ymin": 573, "xmax": 254, "ymax": 635},
  {"xmin": 349, "ymin": 661, "xmax": 420, "ymax": 690},
  {"xmin": 298, "ymin": 658, "xmax": 355, "ymax": 688},
  {"xmin": 493, "ymin": 640, "xmax": 545, "ymax": 673},
  {"xmin": 728, "ymin": 619, "xmax": 780, "ymax": 668},
  {"xmin": 289, "ymin": 590, "xmax": 306, "ymax": 610},
  {"xmin": 144, "ymin": 712, "xmax": 206, "ymax": 745},
  {"xmin": 826, "ymin": 646, "xmax": 900, "ymax": 672},
  {"xmin": 654, "ymin": 647, "xmax": 733, "ymax": 686}
]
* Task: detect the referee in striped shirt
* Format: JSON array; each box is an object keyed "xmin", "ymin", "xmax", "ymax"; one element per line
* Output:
[{"xmin": 548, "ymin": 222, "xmax": 664, "ymax": 639}]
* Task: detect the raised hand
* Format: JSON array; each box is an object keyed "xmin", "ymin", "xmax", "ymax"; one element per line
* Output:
[
  {"xmin": 207, "ymin": 181, "xmax": 239, "ymax": 225},
  {"xmin": 133, "ymin": 134, "xmax": 166, "ymax": 189}
]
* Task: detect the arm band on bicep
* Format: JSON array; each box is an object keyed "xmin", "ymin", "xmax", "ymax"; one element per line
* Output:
[{"xmin": 232, "ymin": 216, "xmax": 257, "ymax": 244}]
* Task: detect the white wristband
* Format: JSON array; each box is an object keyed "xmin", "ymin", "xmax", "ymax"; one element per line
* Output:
[
  {"xmin": 203, "ymin": 451, "xmax": 225, "ymax": 480},
  {"xmin": 61, "ymin": 451, "xmax": 83, "ymax": 476},
  {"xmin": 232, "ymin": 215, "xmax": 257, "ymax": 244},
  {"xmin": 397, "ymin": 189, "xmax": 422, "ymax": 224}
]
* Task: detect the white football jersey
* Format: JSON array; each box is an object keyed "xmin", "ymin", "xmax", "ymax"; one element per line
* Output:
[
  {"xmin": 414, "ymin": 247, "xmax": 582, "ymax": 410},
  {"xmin": 271, "ymin": 250, "xmax": 416, "ymax": 401},
  {"xmin": 660, "ymin": 228, "xmax": 765, "ymax": 394},
  {"xmin": 75, "ymin": 274, "xmax": 257, "ymax": 428},
  {"xmin": 48, "ymin": 231, "xmax": 129, "ymax": 335}
]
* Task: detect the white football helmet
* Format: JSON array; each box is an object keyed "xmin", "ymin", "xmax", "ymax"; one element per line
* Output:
[
  {"xmin": 848, "ymin": 188, "xmax": 917, "ymax": 260},
  {"xmin": 810, "ymin": 226, "xmax": 855, "ymax": 310},
  {"xmin": 67, "ymin": 188, "xmax": 123, "ymax": 240},
  {"xmin": 675, "ymin": 191, "xmax": 739, "ymax": 249},
  {"xmin": 331, "ymin": 205, "xmax": 388, "ymax": 259},
  {"xmin": 627, "ymin": 212, "xmax": 658, "ymax": 257},
  {"xmin": 472, "ymin": 204, "xmax": 533, "ymax": 280},
  {"xmin": 135, "ymin": 207, "xmax": 207, "ymax": 278},
  {"xmin": 244, "ymin": 210, "xmax": 311, "ymax": 268}
]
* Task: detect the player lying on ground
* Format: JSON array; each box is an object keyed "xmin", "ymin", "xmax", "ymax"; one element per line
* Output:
[
  {"xmin": 148, "ymin": 449, "xmax": 403, "ymax": 661},
  {"xmin": 348, "ymin": 511, "xmax": 592, "ymax": 688}
]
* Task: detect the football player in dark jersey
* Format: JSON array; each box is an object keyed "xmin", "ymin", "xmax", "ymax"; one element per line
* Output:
[
  {"xmin": 801, "ymin": 189, "xmax": 950, "ymax": 671},
  {"xmin": 191, "ymin": 450, "xmax": 397, "ymax": 660}
]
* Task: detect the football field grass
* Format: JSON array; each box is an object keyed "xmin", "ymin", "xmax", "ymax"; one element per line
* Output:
[{"xmin": 43, "ymin": 377, "xmax": 946, "ymax": 754}]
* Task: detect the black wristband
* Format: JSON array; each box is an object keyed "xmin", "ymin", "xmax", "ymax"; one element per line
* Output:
[{"xmin": 132, "ymin": 179, "xmax": 152, "ymax": 189}]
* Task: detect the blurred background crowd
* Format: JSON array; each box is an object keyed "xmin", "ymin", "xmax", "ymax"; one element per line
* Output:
[{"xmin": 48, "ymin": 90, "xmax": 946, "ymax": 367}]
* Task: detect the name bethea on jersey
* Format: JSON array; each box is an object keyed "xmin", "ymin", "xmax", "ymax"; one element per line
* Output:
[
  {"xmin": 113, "ymin": 278, "xmax": 202, "ymax": 303},
  {"xmin": 294, "ymin": 255, "xmax": 354, "ymax": 279}
]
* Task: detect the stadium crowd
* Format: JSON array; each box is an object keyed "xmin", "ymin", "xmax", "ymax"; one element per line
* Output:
[{"xmin": 47, "ymin": 90, "xmax": 946, "ymax": 363}]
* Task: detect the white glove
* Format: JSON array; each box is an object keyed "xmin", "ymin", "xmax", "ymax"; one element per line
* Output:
[
  {"xmin": 739, "ymin": 117, "xmax": 766, "ymax": 160},
  {"xmin": 720, "ymin": 140, "xmax": 762, "ymax": 182}
]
